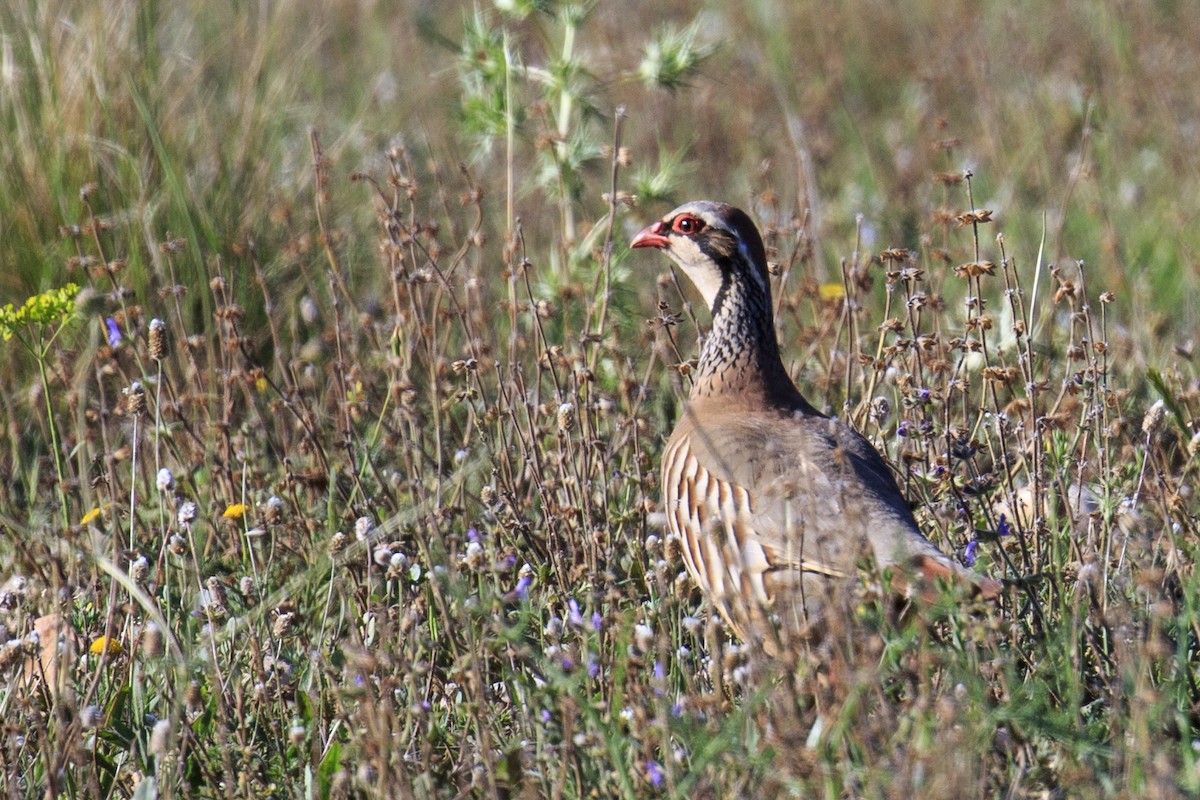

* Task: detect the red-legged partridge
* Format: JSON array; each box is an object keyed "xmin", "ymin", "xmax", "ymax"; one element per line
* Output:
[{"xmin": 632, "ymin": 200, "xmax": 1000, "ymax": 646}]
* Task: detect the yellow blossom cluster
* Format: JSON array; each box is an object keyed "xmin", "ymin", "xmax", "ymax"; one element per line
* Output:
[{"xmin": 0, "ymin": 283, "xmax": 80, "ymax": 341}]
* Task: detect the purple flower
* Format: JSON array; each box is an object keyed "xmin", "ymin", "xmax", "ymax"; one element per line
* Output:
[
  {"xmin": 591, "ymin": 610, "xmax": 603, "ymax": 632},
  {"xmin": 963, "ymin": 540, "xmax": 979, "ymax": 567},
  {"xmin": 645, "ymin": 760, "xmax": 664, "ymax": 788},
  {"xmin": 653, "ymin": 661, "xmax": 665, "ymax": 681},
  {"xmin": 540, "ymin": 709, "xmax": 551, "ymax": 723},
  {"xmin": 514, "ymin": 574, "xmax": 531, "ymax": 599},
  {"xmin": 467, "ymin": 527, "xmax": 479, "ymax": 542},
  {"xmin": 587, "ymin": 657, "xmax": 599, "ymax": 678},
  {"xmin": 897, "ymin": 420, "xmax": 910, "ymax": 438},
  {"xmin": 561, "ymin": 656, "xmax": 574, "ymax": 671},
  {"xmin": 997, "ymin": 514, "xmax": 1011, "ymax": 537},
  {"xmin": 104, "ymin": 317, "xmax": 122, "ymax": 347},
  {"xmin": 567, "ymin": 599, "xmax": 583, "ymax": 627}
]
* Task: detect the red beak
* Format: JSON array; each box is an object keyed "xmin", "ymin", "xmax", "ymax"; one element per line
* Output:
[{"xmin": 630, "ymin": 220, "xmax": 670, "ymax": 249}]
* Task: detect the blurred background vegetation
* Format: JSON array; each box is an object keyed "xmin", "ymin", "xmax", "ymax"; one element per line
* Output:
[
  {"xmin": 3, "ymin": 0, "xmax": 1198, "ymax": 342},
  {"xmin": 2, "ymin": 0, "xmax": 1199, "ymax": 797}
]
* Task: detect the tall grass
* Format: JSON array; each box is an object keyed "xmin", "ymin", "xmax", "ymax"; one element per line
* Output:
[{"xmin": 0, "ymin": 1, "xmax": 1197, "ymax": 797}]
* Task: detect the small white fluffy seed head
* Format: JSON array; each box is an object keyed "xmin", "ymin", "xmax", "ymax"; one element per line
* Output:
[
  {"xmin": 633, "ymin": 624, "xmax": 654, "ymax": 654},
  {"xmin": 150, "ymin": 719, "xmax": 172, "ymax": 758},
  {"xmin": 129, "ymin": 555, "xmax": 149, "ymax": 585},
  {"xmin": 156, "ymin": 468, "xmax": 174, "ymax": 493},
  {"xmin": 388, "ymin": 551, "xmax": 409, "ymax": 573},
  {"xmin": 80, "ymin": 705, "xmax": 102, "ymax": 729},
  {"xmin": 300, "ymin": 295, "xmax": 319, "ymax": 325},
  {"xmin": 177, "ymin": 501, "xmax": 198, "ymax": 526},
  {"xmin": 462, "ymin": 541, "xmax": 485, "ymax": 571},
  {"xmin": 355, "ymin": 516, "xmax": 374, "ymax": 541},
  {"xmin": 264, "ymin": 495, "xmax": 286, "ymax": 525}
]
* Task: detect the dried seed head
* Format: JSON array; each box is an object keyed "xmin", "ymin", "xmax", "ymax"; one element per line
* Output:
[
  {"xmin": 184, "ymin": 681, "xmax": 203, "ymax": 710},
  {"xmin": 329, "ymin": 531, "xmax": 348, "ymax": 555},
  {"xmin": 633, "ymin": 624, "xmax": 654, "ymax": 654},
  {"xmin": 205, "ymin": 577, "xmax": 227, "ymax": 607},
  {"xmin": 141, "ymin": 622, "xmax": 164, "ymax": 658},
  {"xmin": 129, "ymin": 555, "xmax": 149, "ymax": 585},
  {"xmin": 80, "ymin": 705, "xmax": 102, "ymax": 729},
  {"xmin": 871, "ymin": 396, "xmax": 891, "ymax": 422},
  {"xmin": 372, "ymin": 546, "xmax": 393, "ymax": 567},
  {"xmin": 264, "ymin": 496, "xmax": 286, "ymax": 526},
  {"xmin": 557, "ymin": 402, "xmax": 576, "ymax": 432},
  {"xmin": 177, "ymin": 501, "xmax": 198, "ymax": 526},
  {"xmin": 272, "ymin": 611, "xmax": 296, "ymax": 638},
  {"xmin": 355, "ymin": 516, "xmax": 374, "ymax": 541},
  {"xmin": 462, "ymin": 541, "xmax": 485, "ymax": 571},
  {"xmin": 1142, "ymin": 400, "xmax": 1166, "ymax": 440},
  {"xmin": 150, "ymin": 719, "xmax": 172, "ymax": 758},
  {"xmin": 124, "ymin": 382, "xmax": 146, "ymax": 416},
  {"xmin": 148, "ymin": 318, "xmax": 168, "ymax": 360}
]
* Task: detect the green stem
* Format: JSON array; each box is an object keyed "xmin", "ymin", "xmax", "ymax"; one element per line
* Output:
[{"xmin": 35, "ymin": 342, "xmax": 70, "ymax": 530}]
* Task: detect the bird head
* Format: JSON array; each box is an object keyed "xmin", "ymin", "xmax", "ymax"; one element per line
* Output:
[{"xmin": 630, "ymin": 200, "xmax": 770, "ymax": 310}]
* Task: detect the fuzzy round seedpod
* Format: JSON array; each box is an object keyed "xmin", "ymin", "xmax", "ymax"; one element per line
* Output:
[{"xmin": 329, "ymin": 531, "xmax": 348, "ymax": 555}]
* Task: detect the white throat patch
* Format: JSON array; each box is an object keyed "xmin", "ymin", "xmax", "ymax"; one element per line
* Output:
[{"xmin": 668, "ymin": 236, "xmax": 725, "ymax": 308}]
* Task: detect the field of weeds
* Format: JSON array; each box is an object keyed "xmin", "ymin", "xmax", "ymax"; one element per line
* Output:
[{"xmin": 1, "ymin": 1, "xmax": 1199, "ymax": 797}]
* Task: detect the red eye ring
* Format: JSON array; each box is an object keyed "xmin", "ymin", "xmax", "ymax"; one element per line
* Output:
[{"xmin": 671, "ymin": 215, "xmax": 705, "ymax": 235}]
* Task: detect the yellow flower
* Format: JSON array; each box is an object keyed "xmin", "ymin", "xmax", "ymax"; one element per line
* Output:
[
  {"xmin": 818, "ymin": 283, "xmax": 846, "ymax": 301},
  {"xmin": 80, "ymin": 503, "xmax": 111, "ymax": 525},
  {"xmin": 222, "ymin": 503, "xmax": 248, "ymax": 520},
  {"xmin": 89, "ymin": 636, "xmax": 123, "ymax": 656},
  {"xmin": 0, "ymin": 283, "xmax": 80, "ymax": 341}
]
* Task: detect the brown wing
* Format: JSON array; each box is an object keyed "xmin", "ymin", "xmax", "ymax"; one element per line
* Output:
[{"xmin": 662, "ymin": 402, "xmax": 976, "ymax": 630}]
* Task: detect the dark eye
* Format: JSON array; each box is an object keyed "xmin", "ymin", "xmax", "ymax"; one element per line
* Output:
[{"xmin": 672, "ymin": 215, "xmax": 705, "ymax": 235}]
